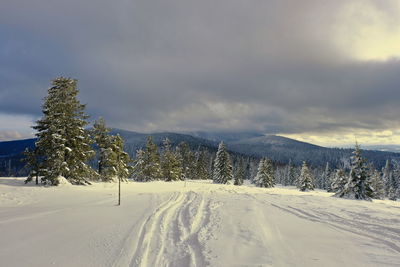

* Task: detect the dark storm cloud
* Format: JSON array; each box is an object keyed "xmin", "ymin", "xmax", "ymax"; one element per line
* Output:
[{"xmin": 1, "ymin": 0, "xmax": 399, "ymax": 136}]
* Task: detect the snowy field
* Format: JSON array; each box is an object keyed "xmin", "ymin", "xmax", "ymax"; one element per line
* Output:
[{"xmin": 1, "ymin": 178, "xmax": 400, "ymax": 267}]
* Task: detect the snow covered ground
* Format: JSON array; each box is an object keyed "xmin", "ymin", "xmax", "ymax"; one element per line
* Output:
[{"xmin": 1, "ymin": 178, "xmax": 399, "ymax": 267}]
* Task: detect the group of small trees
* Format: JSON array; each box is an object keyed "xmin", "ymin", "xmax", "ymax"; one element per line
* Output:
[
  {"xmin": 131, "ymin": 136, "xmax": 212, "ymax": 182},
  {"xmin": 331, "ymin": 144, "xmax": 400, "ymax": 201},
  {"xmin": 247, "ymin": 142, "xmax": 400, "ymax": 200},
  {"xmin": 130, "ymin": 136, "xmax": 399, "ymax": 201},
  {"xmin": 332, "ymin": 144, "xmax": 374, "ymax": 200},
  {"xmin": 294, "ymin": 143, "xmax": 398, "ymax": 201},
  {"xmin": 211, "ymin": 142, "xmax": 276, "ymax": 188},
  {"xmin": 24, "ymin": 77, "xmax": 131, "ymax": 185}
]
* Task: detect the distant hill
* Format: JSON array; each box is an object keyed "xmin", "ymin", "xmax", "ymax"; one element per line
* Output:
[
  {"xmin": 109, "ymin": 129, "xmax": 218, "ymax": 156},
  {"xmin": 230, "ymin": 135, "xmax": 320, "ymax": 149},
  {"xmin": 226, "ymin": 134, "xmax": 400, "ymax": 167},
  {"xmin": 0, "ymin": 139, "xmax": 36, "ymax": 157},
  {"xmin": 227, "ymin": 135, "xmax": 322, "ymax": 165},
  {"xmin": 186, "ymin": 131, "xmax": 264, "ymax": 142},
  {"xmin": 1, "ymin": 129, "xmax": 400, "ymax": 176},
  {"xmin": 0, "ymin": 138, "xmax": 36, "ymax": 176},
  {"xmin": 363, "ymin": 145, "xmax": 400, "ymax": 153}
]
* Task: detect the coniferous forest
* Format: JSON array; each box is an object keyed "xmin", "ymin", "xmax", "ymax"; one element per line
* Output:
[{"xmin": 13, "ymin": 77, "xmax": 398, "ymax": 201}]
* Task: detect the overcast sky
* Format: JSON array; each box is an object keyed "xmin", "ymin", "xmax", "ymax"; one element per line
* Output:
[{"xmin": 1, "ymin": 0, "xmax": 400, "ymax": 146}]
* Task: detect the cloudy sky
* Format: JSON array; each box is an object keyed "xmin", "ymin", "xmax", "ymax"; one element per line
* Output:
[{"xmin": 1, "ymin": 0, "xmax": 400, "ymax": 146}]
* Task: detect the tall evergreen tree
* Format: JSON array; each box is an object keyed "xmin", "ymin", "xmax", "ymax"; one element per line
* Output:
[
  {"xmin": 142, "ymin": 136, "xmax": 161, "ymax": 181},
  {"xmin": 382, "ymin": 159, "xmax": 392, "ymax": 197},
  {"xmin": 234, "ymin": 158, "xmax": 245, "ymax": 186},
  {"xmin": 334, "ymin": 143, "xmax": 373, "ymax": 200},
  {"xmin": 254, "ymin": 158, "xmax": 275, "ymax": 188},
  {"xmin": 330, "ymin": 168, "xmax": 347, "ymax": 193},
  {"xmin": 100, "ymin": 135, "xmax": 132, "ymax": 182},
  {"xmin": 23, "ymin": 147, "xmax": 43, "ymax": 185},
  {"xmin": 388, "ymin": 160, "xmax": 400, "ymax": 200},
  {"xmin": 161, "ymin": 138, "xmax": 183, "ymax": 181},
  {"xmin": 369, "ymin": 168, "xmax": 385, "ymax": 199},
  {"xmin": 323, "ymin": 162, "xmax": 332, "ymax": 191},
  {"xmin": 33, "ymin": 77, "xmax": 96, "ymax": 185},
  {"xmin": 177, "ymin": 142, "xmax": 196, "ymax": 180},
  {"xmin": 284, "ymin": 159, "xmax": 297, "ymax": 186},
  {"xmin": 92, "ymin": 117, "xmax": 110, "ymax": 177},
  {"xmin": 195, "ymin": 150, "xmax": 211, "ymax": 180},
  {"xmin": 249, "ymin": 160, "xmax": 259, "ymax": 184},
  {"xmin": 213, "ymin": 142, "xmax": 233, "ymax": 184},
  {"xmin": 132, "ymin": 149, "xmax": 146, "ymax": 181},
  {"xmin": 298, "ymin": 161, "xmax": 315, "ymax": 191},
  {"xmin": 112, "ymin": 135, "xmax": 132, "ymax": 181}
]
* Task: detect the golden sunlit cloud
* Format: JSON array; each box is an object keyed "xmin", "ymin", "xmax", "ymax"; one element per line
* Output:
[{"xmin": 334, "ymin": 0, "xmax": 400, "ymax": 61}]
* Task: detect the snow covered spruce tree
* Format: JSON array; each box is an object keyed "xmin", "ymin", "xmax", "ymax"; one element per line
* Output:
[
  {"xmin": 97, "ymin": 134, "xmax": 132, "ymax": 182},
  {"xmin": 234, "ymin": 158, "xmax": 245, "ymax": 186},
  {"xmin": 23, "ymin": 147, "xmax": 43, "ymax": 185},
  {"xmin": 92, "ymin": 117, "xmax": 110, "ymax": 178},
  {"xmin": 113, "ymin": 135, "xmax": 132, "ymax": 181},
  {"xmin": 177, "ymin": 141, "xmax": 196, "ymax": 180},
  {"xmin": 334, "ymin": 143, "xmax": 373, "ymax": 200},
  {"xmin": 382, "ymin": 159, "xmax": 392, "ymax": 197},
  {"xmin": 369, "ymin": 168, "xmax": 385, "ymax": 199},
  {"xmin": 388, "ymin": 161, "xmax": 400, "ymax": 200},
  {"xmin": 195, "ymin": 150, "xmax": 211, "ymax": 180},
  {"xmin": 330, "ymin": 168, "xmax": 347, "ymax": 193},
  {"xmin": 322, "ymin": 162, "xmax": 332, "ymax": 191},
  {"xmin": 141, "ymin": 136, "xmax": 162, "ymax": 181},
  {"xmin": 283, "ymin": 159, "xmax": 297, "ymax": 186},
  {"xmin": 32, "ymin": 77, "xmax": 96, "ymax": 185},
  {"xmin": 298, "ymin": 161, "xmax": 315, "ymax": 191},
  {"xmin": 254, "ymin": 158, "xmax": 275, "ymax": 188},
  {"xmin": 161, "ymin": 138, "xmax": 183, "ymax": 181},
  {"xmin": 131, "ymin": 149, "xmax": 146, "ymax": 181},
  {"xmin": 213, "ymin": 142, "xmax": 233, "ymax": 184}
]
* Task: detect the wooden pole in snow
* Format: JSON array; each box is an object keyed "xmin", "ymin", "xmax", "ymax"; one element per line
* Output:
[{"xmin": 118, "ymin": 176, "xmax": 121, "ymax": 206}]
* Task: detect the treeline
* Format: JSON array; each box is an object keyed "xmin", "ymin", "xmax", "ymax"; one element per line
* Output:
[
  {"xmin": 20, "ymin": 77, "xmax": 400, "ymax": 201},
  {"xmin": 130, "ymin": 133, "xmax": 400, "ymax": 201},
  {"xmin": 272, "ymin": 144, "xmax": 400, "ymax": 200}
]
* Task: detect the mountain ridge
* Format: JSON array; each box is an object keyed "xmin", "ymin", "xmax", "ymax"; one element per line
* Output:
[{"xmin": 1, "ymin": 129, "xmax": 400, "ymax": 176}]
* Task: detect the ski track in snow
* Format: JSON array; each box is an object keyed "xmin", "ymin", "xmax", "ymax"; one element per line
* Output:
[
  {"xmin": 263, "ymin": 197, "xmax": 400, "ymax": 254},
  {"xmin": 224, "ymin": 186, "xmax": 400, "ymax": 266},
  {"xmin": 114, "ymin": 190, "xmax": 216, "ymax": 267},
  {"xmin": 1, "ymin": 178, "xmax": 400, "ymax": 267}
]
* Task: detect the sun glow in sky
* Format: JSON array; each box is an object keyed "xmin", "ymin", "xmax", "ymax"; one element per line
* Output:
[
  {"xmin": 1, "ymin": 0, "xmax": 400, "ymax": 147},
  {"xmin": 281, "ymin": 130, "xmax": 400, "ymax": 147},
  {"xmin": 335, "ymin": 1, "xmax": 400, "ymax": 61}
]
